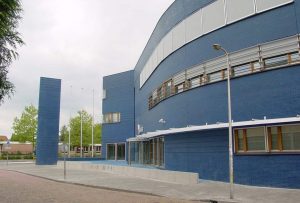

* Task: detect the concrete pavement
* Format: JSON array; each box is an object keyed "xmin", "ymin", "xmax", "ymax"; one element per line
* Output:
[
  {"xmin": 0, "ymin": 161, "xmax": 299, "ymax": 203},
  {"xmin": 0, "ymin": 170, "xmax": 197, "ymax": 203}
]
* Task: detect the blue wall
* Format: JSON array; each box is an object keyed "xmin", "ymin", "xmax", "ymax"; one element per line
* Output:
[
  {"xmin": 165, "ymin": 129, "xmax": 300, "ymax": 188},
  {"xmin": 101, "ymin": 70, "xmax": 135, "ymax": 159},
  {"xmin": 36, "ymin": 77, "xmax": 61, "ymax": 165},
  {"xmin": 137, "ymin": 65, "xmax": 300, "ymax": 133},
  {"xmin": 165, "ymin": 129, "xmax": 229, "ymax": 182}
]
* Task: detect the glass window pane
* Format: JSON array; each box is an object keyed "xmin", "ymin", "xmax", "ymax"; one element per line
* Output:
[
  {"xmin": 247, "ymin": 127, "xmax": 265, "ymax": 151},
  {"xmin": 117, "ymin": 143, "xmax": 125, "ymax": 160},
  {"xmin": 291, "ymin": 52, "xmax": 300, "ymax": 62},
  {"xmin": 209, "ymin": 71, "xmax": 222, "ymax": 83},
  {"xmin": 264, "ymin": 55, "xmax": 288, "ymax": 68},
  {"xmin": 282, "ymin": 125, "xmax": 300, "ymax": 150},
  {"xmin": 175, "ymin": 83, "xmax": 184, "ymax": 93},
  {"xmin": 233, "ymin": 63, "xmax": 252, "ymax": 76},
  {"xmin": 190, "ymin": 77, "xmax": 200, "ymax": 88},
  {"xmin": 107, "ymin": 144, "xmax": 115, "ymax": 160},
  {"xmin": 237, "ymin": 130, "xmax": 243, "ymax": 151},
  {"xmin": 165, "ymin": 81, "xmax": 172, "ymax": 97},
  {"xmin": 270, "ymin": 127, "xmax": 279, "ymax": 150}
]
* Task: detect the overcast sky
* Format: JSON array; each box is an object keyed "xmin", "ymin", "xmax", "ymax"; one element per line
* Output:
[{"xmin": 0, "ymin": 0, "xmax": 174, "ymax": 138}]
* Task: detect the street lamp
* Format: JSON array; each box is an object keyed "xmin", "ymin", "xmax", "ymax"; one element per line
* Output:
[
  {"xmin": 68, "ymin": 85, "xmax": 72, "ymax": 158},
  {"xmin": 80, "ymin": 88, "xmax": 84, "ymax": 158},
  {"xmin": 213, "ymin": 44, "xmax": 234, "ymax": 199},
  {"xmin": 91, "ymin": 89, "xmax": 95, "ymax": 158}
]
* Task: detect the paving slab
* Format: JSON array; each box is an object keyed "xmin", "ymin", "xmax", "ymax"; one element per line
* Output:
[{"xmin": 0, "ymin": 161, "xmax": 299, "ymax": 203}]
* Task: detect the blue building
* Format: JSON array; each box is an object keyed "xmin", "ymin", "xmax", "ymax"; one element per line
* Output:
[{"xmin": 102, "ymin": 0, "xmax": 300, "ymax": 188}]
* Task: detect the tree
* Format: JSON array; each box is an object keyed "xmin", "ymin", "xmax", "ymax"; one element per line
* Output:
[
  {"xmin": 66, "ymin": 110, "xmax": 101, "ymax": 147},
  {"xmin": 59, "ymin": 125, "xmax": 68, "ymax": 143},
  {"xmin": 0, "ymin": 0, "xmax": 24, "ymax": 104},
  {"xmin": 11, "ymin": 105, "xmax": 38, "ymax": 144}
]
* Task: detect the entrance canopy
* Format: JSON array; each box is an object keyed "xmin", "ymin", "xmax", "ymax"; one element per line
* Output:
[{"xmin": 127, "ymin": 116, "xmax": 300, "ymax": 142}]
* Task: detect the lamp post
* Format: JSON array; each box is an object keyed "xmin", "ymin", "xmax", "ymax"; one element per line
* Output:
[
  {"xmin": 68, "ymin": 85, "xmax": 72, "ymax": 158},
  {"xmin": 92, "ymin": 89, "xmax": 94, "ymax": 158},
  {"xmin": 80, "ymin": 88, "xmax": 84, "ymax": 158},
  {"xmin": 213, "ymin": 44, "xmax": 234, "ymax": 199}
]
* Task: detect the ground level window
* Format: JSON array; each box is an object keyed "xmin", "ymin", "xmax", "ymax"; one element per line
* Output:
[
  {"xmin": 107, "ymin": 143, "xmax": 126, "ymax": 160},
  {"xmin": 234, "ymin": 127, "xmax": 265, "ymax": 152},
  {"xmin": 128, "ymin": 137, "xmax": 164, "ymax": 167},
  {"xmin": 235, "ymin": 124, "xmax": 300, "ymax": 153},
  {"xmin": 117, "ymin": 143, "xmax": 125, "ymax": 160},
  {"xmin": 107, "ymin": 144, "xmax": 115, "ymax": 160}
]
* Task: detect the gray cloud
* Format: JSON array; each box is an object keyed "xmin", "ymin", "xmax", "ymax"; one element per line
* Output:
[{"xmin": 0, "ymin": 0, "xmax": 174, "ymax": 137}]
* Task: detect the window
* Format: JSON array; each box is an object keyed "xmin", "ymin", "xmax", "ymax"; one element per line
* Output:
[
  {"xmin": 165, "ymin": 80, "xmax": 172, "ymax": 97},
  {"xmin": 152, "ymin": 90, "xmax": 158, "ymax": 104},
  {"xmin": 148, "ymin": 96, "xmax": 153, "ymax": 109},
  {"xmin": 189, "ymin": 77, "xmax": 200, "ymax": 88},
  {"xmin": 282, "ymin": 125, "xmax": 300, "ymax": 151},
  {"xmin": 117, "ymin": 143, "xmax": 126, "ymax": 160},
  {"xmin": 107, "ymin": 143, "xmax": 125, "ymax": 160},
  {"xmin": 233, "ymin": 63, "xmax": 252, "ymax": 76},
  {"xmin": 208, "ymin": 71, "xmax": 223, "ymax": 83},
  {"xmin": 289, "ymin": 52, "xmax": 300, "ymax": 63},
  {"xmin": 175, "ymin": 83, "xmax": 184, "ymax": 93},
  {"xmin": 107, "ymin": 144, "xmax": 115, "ymax": 160},
  {"xmin": 103, "ymin": 112, "xmax": 121, "ymax": 124},
  {"xmin": 235, "ymin": 124, "xmax": 300, "ymax": 153},
  {"xmin": 235, "ymin": 127, "xmax": 265, "ymax": 152},
  {"xmin": 246, "ymin": 127, "xmax": 265, "ymax": 151},
  {"xmin": 264, "ymin": 54, "xmax": 288, "ymax": 68},
  {"xmin": 157, "ymin": 86, "xmax": 163, "ymax": 101}
]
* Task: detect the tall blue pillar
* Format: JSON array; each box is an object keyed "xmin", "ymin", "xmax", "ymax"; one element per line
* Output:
[{"xmin": 36, "ymin": 77, "xmax": 61, "ymax": 165}]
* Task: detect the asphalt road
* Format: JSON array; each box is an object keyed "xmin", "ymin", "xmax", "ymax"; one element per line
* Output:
[{"xmin": 0, "ymin": 170, "xmax": 202, "ymax": 203}]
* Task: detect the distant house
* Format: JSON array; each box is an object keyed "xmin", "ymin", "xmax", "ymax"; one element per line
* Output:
[
  {"xmin": 0, "ymin": 136, "xmax": 33, "ymax": 154},
  {"xmin": 0, "ymin": 135, "xmax": 8, "ymax": 142}
]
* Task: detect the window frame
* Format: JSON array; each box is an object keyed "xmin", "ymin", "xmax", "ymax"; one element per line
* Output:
[
  {"xmin": 234, "ymin": 126, "xmax": 267, "ymax": 153},
  {"xmin": 103, "ymin": 112, "xmax": 121, "ymax": 124}
]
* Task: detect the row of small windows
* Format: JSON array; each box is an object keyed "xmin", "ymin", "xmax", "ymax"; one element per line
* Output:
[
  {"xmin": 234, "ymin": 124, "xmax": 300, "ymax": 153},
  {"xmin": 102, "ymin": 112, "xmax": 121, "ymax": 124},
  {"xmin": 140, "ymin": 0, "xmax": 294, "ymax": 87},
  {"xmin": 148, "ymin": 35, "xmax": 300, "ymax": 110}
]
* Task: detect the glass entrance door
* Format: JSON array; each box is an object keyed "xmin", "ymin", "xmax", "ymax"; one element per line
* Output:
[{"xmin": 117, "ymin": 143, "xmax": 125, "ymax": 160}]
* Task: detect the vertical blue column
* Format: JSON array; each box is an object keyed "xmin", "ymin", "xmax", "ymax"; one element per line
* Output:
[{"xmin": 36, "ymin": 77, "xmax": 61, "ymax": 165}]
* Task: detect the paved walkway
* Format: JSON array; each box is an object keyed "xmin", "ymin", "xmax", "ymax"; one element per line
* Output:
[
  {"xmin": 0, "ymin": 170, "xmax": 198, "ymax": 203},
  {"xmin": 0, "ymin": 161, "xmax": 299, "ymax": 203}
]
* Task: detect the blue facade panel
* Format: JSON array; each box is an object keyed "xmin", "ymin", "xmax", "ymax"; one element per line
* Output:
[
  {"xmin": 165, "ymin": 129, "xmax": 229, "ymax": 182},
  {"xmin": 101, "ymin": 70, "xmax": 135, "ymax": 159},
  {"xmin": 165, "ymin": 130, "xmax": 300, "ymax": 188},
  {"xmin": 234, "ymin": 154, "xmax": 300, "ymax": 188},
  {"xmin": 36, "ymin": 77, "xmax": 61, "ymax": 165}
]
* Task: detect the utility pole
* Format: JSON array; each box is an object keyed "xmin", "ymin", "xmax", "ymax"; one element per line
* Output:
[{"xmin": 92, "ymin": 89, "xmax": 94, "ymax": 158}]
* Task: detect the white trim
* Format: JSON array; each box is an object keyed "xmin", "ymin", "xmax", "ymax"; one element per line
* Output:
[
  {"xmin": 256, "ymin": 0, "xmax": 294, "ymax": 13},
  {"xmin": 127, "ymin": 116, "xmax": 300, "ymax": 141}
]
